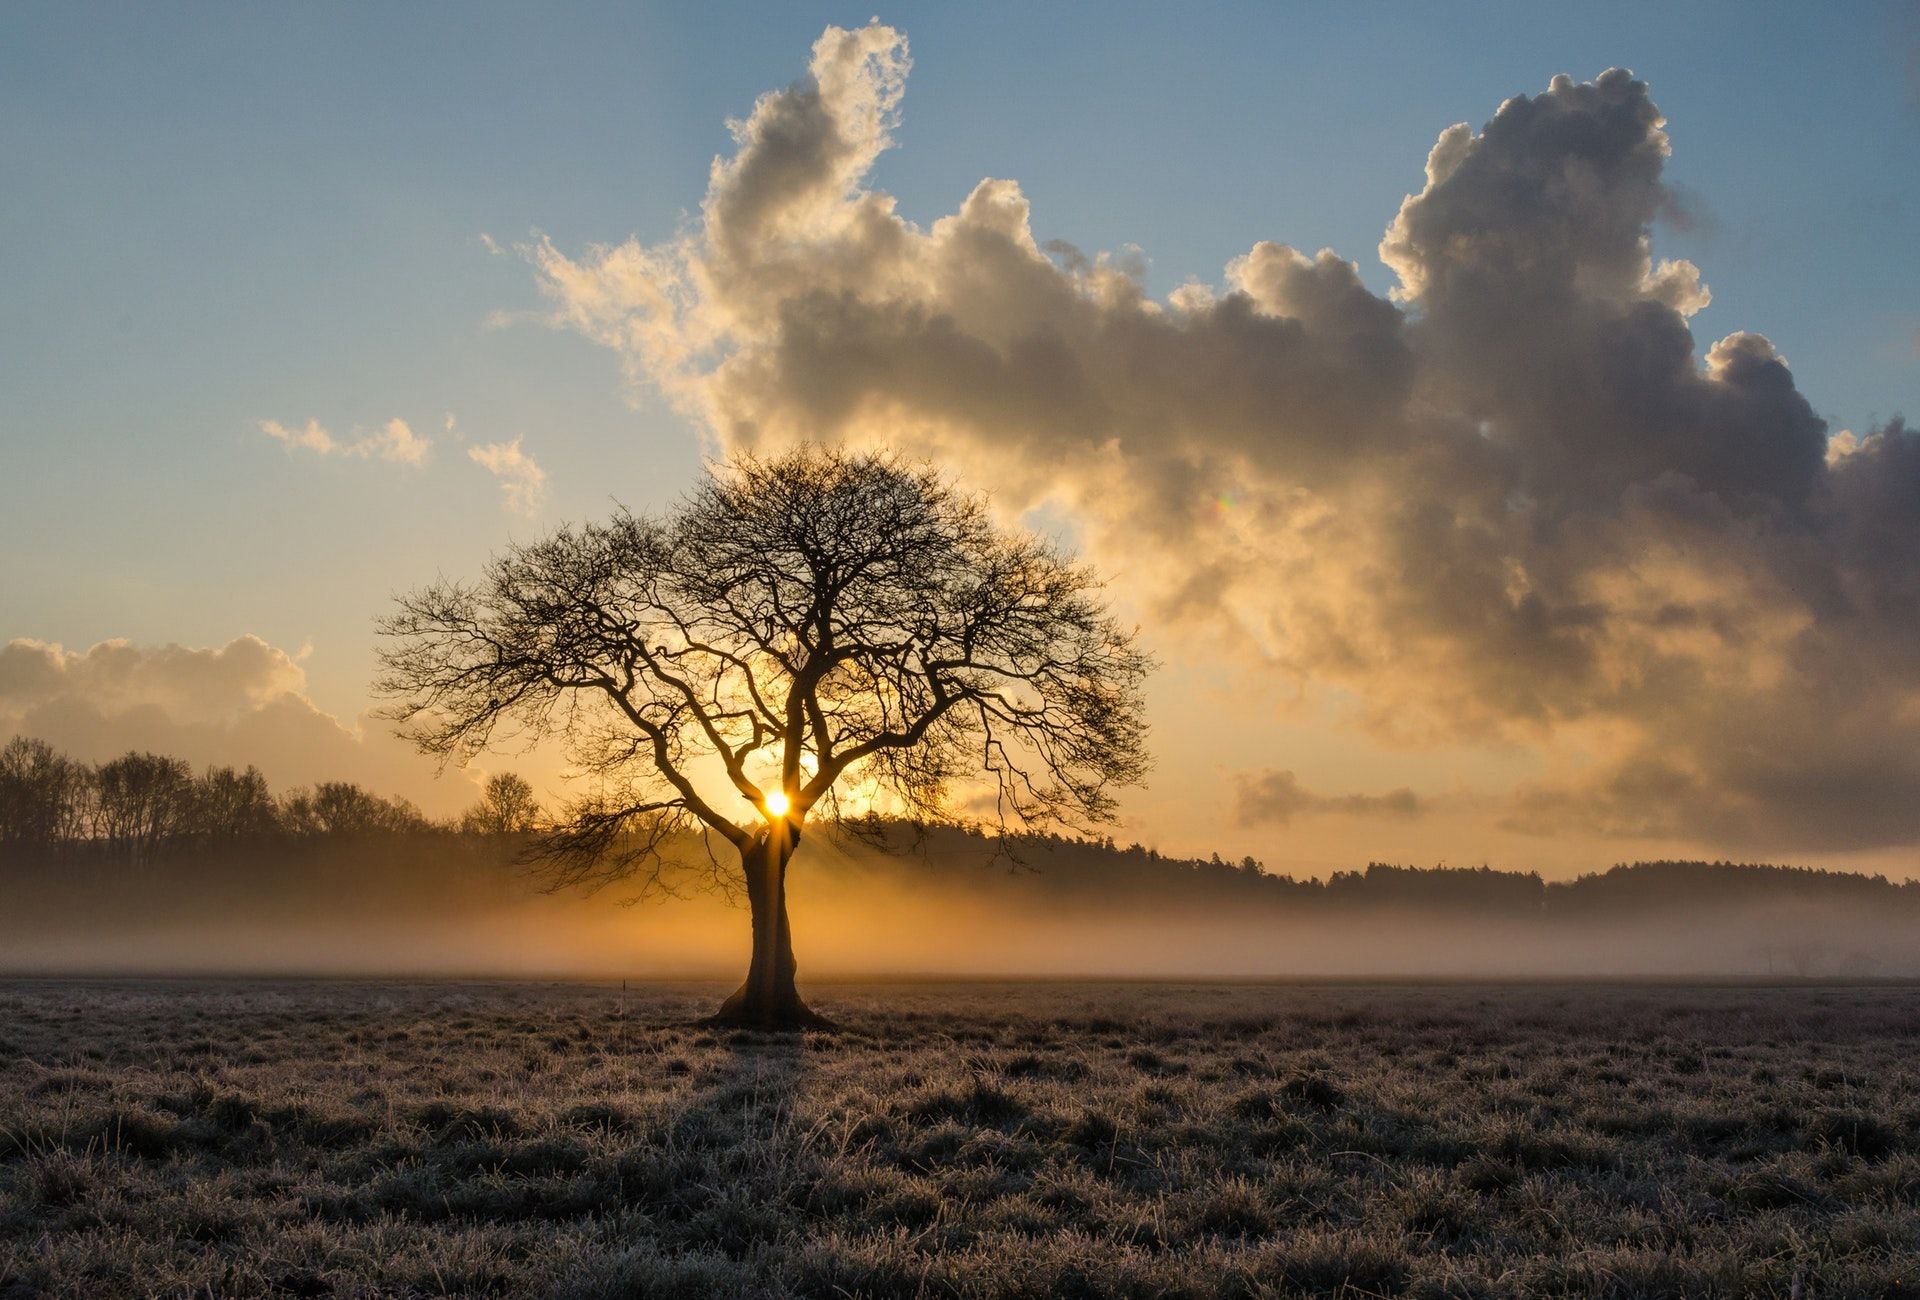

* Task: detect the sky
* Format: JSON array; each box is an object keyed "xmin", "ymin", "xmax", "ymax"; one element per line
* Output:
[{"xmin": 3, "ymin": 2, "xmax": 1918, "ymax": 878}]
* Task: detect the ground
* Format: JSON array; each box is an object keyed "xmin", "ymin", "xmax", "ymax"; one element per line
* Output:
[{"xmin": 1, "ymin": 980, "xmax": 1917, "ymax": 1299}]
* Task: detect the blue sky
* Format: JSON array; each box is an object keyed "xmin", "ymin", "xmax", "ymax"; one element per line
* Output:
[{"xmin": 3, "ymin": 3, "xmax": 1917, "ymax": 868}]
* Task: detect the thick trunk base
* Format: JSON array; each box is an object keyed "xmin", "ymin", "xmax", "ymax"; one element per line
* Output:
[{"xmin": 703, "ymin": 982, "xmax": 836, "ymax": 1032}]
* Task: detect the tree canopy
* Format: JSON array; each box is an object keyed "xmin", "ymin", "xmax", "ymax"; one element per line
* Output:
[{"xmin": 379, "ymin": 446, "xmax": 1151, "ymax": 886}]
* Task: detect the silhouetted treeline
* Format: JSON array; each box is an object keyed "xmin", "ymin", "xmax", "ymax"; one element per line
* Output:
[
  {"xmin": 0, "ymin": 738, "xmax": 535, "ymax": 864},
  {"xmin": 847, "ymin": 820, "xmax": 1920, "ymax": 921},
  {"xmin": 6, "ymin": 738, "xmax": 1918, "ymax": 929}
]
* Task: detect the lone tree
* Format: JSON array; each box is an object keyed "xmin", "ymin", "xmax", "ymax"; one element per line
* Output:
[{"xmin": 377, "ymin": 446, "xmax": 1151, "ymax": 1028}]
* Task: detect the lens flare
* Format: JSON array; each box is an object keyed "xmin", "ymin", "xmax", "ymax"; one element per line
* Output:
[{"xmin": 764, "ymin": 789, "xmax": 791, "ymax": 817}]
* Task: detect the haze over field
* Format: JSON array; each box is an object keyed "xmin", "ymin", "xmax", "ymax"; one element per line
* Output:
[{"xmin": 7, "ymin": 819, "xmax": 1918, "ymax": 981}]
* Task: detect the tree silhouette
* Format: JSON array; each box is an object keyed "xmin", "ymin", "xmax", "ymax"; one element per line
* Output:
[
  {"xmin": 0, "ymin": 738, "xmax": 92, "ymax": 850},
  {"xmin": 92, "ymin": 751, "xmax": 194, "ymax": 864},
  {"xmin": 191, "ymin": 765, "xmax": 280, "ymax": 841},
  {"xmin": 280, "ymin": 782, "xmax": 429, "ymax": 837},
  {"xmin": 462, "ymin": 772, "xmax": 541, "ymax": 836},
  {"xmin": 377, "ymin": 446, "xmax": 1151, "ymax": 1027}
]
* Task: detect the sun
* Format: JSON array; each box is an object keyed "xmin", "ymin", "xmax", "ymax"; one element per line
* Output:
[{"xmin": 763, "ymin": 789, "xmax": 791, "ymax": 818}]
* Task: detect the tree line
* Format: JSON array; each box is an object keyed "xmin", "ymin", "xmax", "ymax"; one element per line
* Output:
[
  {"xmin": 0, "ymin": 737, "xmax": 539, "ymax": 863},
  {"xmin": 6, "ymin": 736, "xmax": 1917, "ymax": 925},
  {"xmin": 856, "ymin": 822, "xmax": 1920, "ymax": 918}
]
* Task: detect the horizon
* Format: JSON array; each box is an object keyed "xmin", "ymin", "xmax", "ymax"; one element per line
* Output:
[
  {"xmin": 8, "ymin": 740, "xmax": 1919, "ymax": 983},
  {"xmin": 13, "ymin": 730, "xmax": 1920, "ymax": 884}
]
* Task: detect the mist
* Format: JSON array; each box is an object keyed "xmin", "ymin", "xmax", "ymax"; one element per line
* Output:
[{"xmin": 5, "ymin": 828, "xmax": 1914, "ymax": 982}]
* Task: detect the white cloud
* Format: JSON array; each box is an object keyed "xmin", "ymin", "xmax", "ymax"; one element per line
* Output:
[
  {"xmin": 259, "ymin": 416, "xmax": 429, "ymax": 465},
  {"xmin": 351, "ymin": 417, "xmax": 430, "ymax": 466},
  {"xmin": 260, "ymin": 412, "xmax": 560, "ymax": 517},
  {"xmin": 469, "ymin": 437, "xmax": 547, "ymax": 516},
  {"xmin": 259, "ymin": 418, "xmax": 336, "ymax": 455}
]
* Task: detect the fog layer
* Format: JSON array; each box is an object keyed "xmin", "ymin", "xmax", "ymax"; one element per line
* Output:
[{"xmin": 5, "ymin": 832, "xmax": 1913, "ymax": 980}]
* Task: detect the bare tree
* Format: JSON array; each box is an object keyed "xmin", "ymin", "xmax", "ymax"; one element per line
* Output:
[
  {"xmin": 462, "ymin": 772, "xmax": 541, "ymax": 836},
  {"xmin": 378, "ymin": 446, "xmax": 1151, "ymax": 1028},
  {"xmin": 92, "ymin": 751, "xmax": 194, "ymax": 864},
  {"xmin": 280, "ymin": 782, "xmax": 430, "ymax": 837},
  {"xmin": 190, "ymin": 765, "xmax": 281, "ymax": 841},
  {"xmin": 0, "ymin": 737, "xmax": 92, "ymax": 852}
]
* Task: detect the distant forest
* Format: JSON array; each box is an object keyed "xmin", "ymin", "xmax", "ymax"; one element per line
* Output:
[
  {"xmin": 0, "ymin": 737, "xmax": 537, "ymax": 858},
  {"xmin": 4, "ymin": 737, "xmax": 1916, "ymax": 933}
]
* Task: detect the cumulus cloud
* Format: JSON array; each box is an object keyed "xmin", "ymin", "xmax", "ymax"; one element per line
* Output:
[
  {"xmin": 526, "ymin": 25, "xmax": 1920, "ymax": 853},
  {"xmin": 259, "ymin": 416, "xmax": 430, "ymax": 465},
  {"xmin": 0, "ymin": 636, "xmax": 306, "ymax": 723},
  {"xmin": 469, "ymin": 437, "xmax": 547, "ymax": 516},
  {"xmin": 1234, "ymin": 770, "xmax": 1424, "ymax": 827},
  {"xmin": 0, "ymin": 636, "xmax": 467, "ymax": 812}
]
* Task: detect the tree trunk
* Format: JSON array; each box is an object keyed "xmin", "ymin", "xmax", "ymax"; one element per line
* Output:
[{"xmin": 708, "ymin": 825, "xmax": 831, "ymax": 1030}]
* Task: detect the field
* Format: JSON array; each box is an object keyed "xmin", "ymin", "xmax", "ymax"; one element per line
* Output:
[{"xmin": 2, "ymin": 981, "xmax": 1917, "ymax": 1299}]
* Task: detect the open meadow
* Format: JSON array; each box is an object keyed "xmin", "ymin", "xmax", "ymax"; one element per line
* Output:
[{"xmin": 2, "ymin": 979, "xmax": 1917, "ymax": 1298}]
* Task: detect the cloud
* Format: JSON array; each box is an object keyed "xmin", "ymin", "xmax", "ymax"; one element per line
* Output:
[
  {"xmin": 0, "ymin": 636, "xmax": 468, "ymax": 813},
  {"xmin": 259, "ymin": 416, "xmax": 430, "ymax": 465},
  {"xmin": 1234, "ymin": 769, "xmax": 1424, "ymax": 827},
  {"xmin": 469, "ymin": 437, "xmax": 547, "ymax": 516},
  {"xmin": 261, "ymin": 412, "xmax": 545, "ymax": 517},
  {"xmin": 0, "ymin": 636, "xmax": 305, "ymax": 722},
  {"xmin": 260, "ymin": 418, "xmax": 336, "ymax": 455},
  {"xmin": 356, "ymin": 417, "xmax": 431, "ymax": 466},
  {"xmin": 526, "ymin": 27, "xmax": 1920, "ymax": 853}
]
